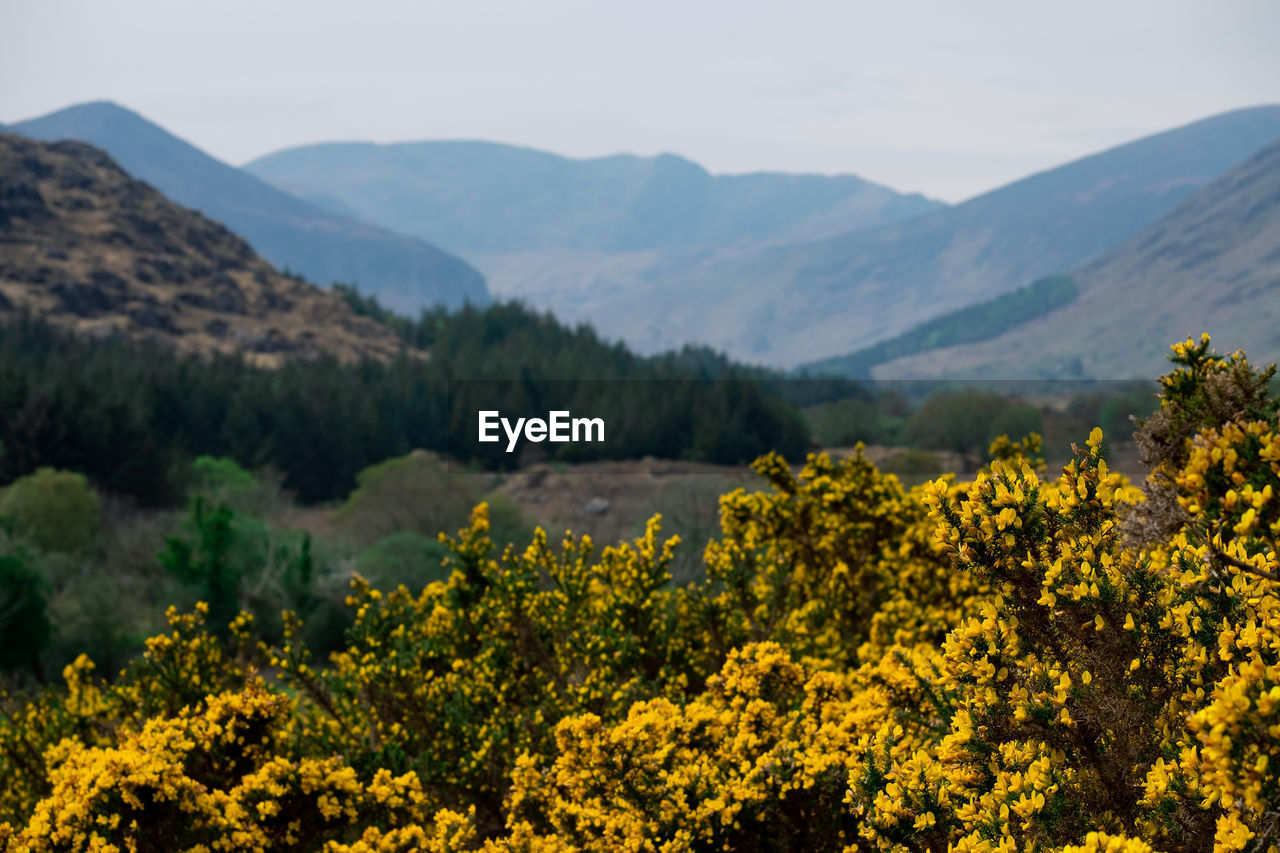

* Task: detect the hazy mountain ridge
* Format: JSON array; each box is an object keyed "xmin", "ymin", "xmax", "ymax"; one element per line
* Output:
[
  {"xmin": 600, "ymin": 105, "xmax": 1280, "ymax": 366},
  {"xmin": 244, "ymin": 139, "xmax": 946, "ymax": 257},
  {"xmin": 13, "ymin": 101, "xmax": 1279, "ymax": 376},
  {"xmin": 245, "ymin": 107, "xmax": 1280, "ymax": 368},
  {"xmin": 871, "ymin": 138, "xmax": 1280, "ymax": 379},
  {"xmin": 10, "ymin": 102, "xmax": 489, "ymax": 314},
  {"xmin": 0, "ymin": 132, "xmax": 410, "ymax": 365},
  {"xmin": 798, "ymin": 275, "xmax": 1080, "ymax": 378}
]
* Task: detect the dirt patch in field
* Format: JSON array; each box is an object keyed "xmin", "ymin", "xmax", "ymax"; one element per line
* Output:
[{"xmin": 478, "ymin": 458, "xmax": 756, "ymax": 584}]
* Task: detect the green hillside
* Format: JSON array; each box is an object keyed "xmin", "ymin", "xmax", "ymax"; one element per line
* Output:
[
  {"xmin": 872, "ymin": 138, "xmax": 1280, "ymax": 379},
  {"xmin": 800, "ymin": 275, "xmax": 1078, "ymax": 378}
]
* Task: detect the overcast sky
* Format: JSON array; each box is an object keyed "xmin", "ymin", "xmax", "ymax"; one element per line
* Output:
[{"xmin": 3, "ymin": 1, "xmax": 1278, "ymax": 202}]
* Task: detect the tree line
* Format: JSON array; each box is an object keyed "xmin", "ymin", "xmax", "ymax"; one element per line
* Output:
[{"xmin": 0, "ymin": 300, "xmax": 813, "ymax": 505}]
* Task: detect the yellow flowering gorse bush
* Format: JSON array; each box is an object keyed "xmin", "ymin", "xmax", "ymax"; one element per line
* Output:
[{"xmin": 2, "ymin": 335, "xmax": 1278, "ymax": 852}]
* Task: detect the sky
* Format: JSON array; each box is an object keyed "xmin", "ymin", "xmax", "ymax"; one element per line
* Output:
[{"xmin": 2, "ymin": 1, "xmax": 1279, "ymax": 203}]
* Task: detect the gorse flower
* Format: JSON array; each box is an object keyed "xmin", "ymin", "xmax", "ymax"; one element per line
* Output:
[{"xmin": 1, "ymin": 335, "xmax": 1278, "ymax": 852}]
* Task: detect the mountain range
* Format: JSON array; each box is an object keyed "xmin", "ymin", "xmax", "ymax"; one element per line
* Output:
[
  {"xmin": 244, "ymin": 140, "xmax": 945, "ymax": 256},
  {"xmin": 595, "ymin": 107, "xmax": 1280, "ymax": 366},
  {"xmin": 0, "ymin": 131, "xmax": 408, "ymax": 365},
  {"xmin": 244, "ymin": 106, "xmax": 1280, "ymax": 368},
  {"xmin": 9, "ymin": 102, "xmax": 488, "ymax": 314},
  {"xmin": 861, "ymin": 138, "xmax": 1280, "ymax": 379},
  {"xmin": 7, "ymin": 99, "xmax": 1280, "ymax": 378}
]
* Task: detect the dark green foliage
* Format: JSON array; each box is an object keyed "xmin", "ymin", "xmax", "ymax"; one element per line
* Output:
[
  {"xmin": 0, "ymin": 319, "xmax": 182, "ymax": 504},
  {"xmin": 1042, "ymin": 385, "xmax": 1160, "ymax": 459},
  {"xmin": 802, "ymin": 275, "xmax": 1078, "ymax": 379},
  {"xmin": 158, "ymin": 497, "xmax": 323, "ymax": 646},
  {"xmin": 880, "ymin": 448, "xmax": 943, "ymax": 475},
  {"xmin": 281, "ymin": 534, "xmax": 315, "ymax": 619},
  {"xmin": 335, "ymin": 283, "xmax": 435, "ymax": 346},
  {"xmin": 906, "ymin": 389, "xmax": 1043, "ymax": 468},
  {"xmin": 0, "ymin": 305, "xmax": 812, "ymax": 504},
  {"xmin": 0, "ymin": 547, "xmax": 50, "ymax": 677},
  {"xmin": 355, "ymin": 531, "xmax": 454, "ymax": 591},
  {"xmin": 189, "ymin": 456, "xmax": 255, "ymax": 495},
  {"xmin": 0, "ymin": 468, "xmax": 101, "ymax": 554},
  {"xmin": 803, "ymin": 394, "xmax": 911, "ymax": 448},
  {"xmin": 334, "ymin": 451, "xmax": 479, "ymax": 547},
  {"xmin": 159, "ymin": 498, "xmax": 239, "ymax": 633},
  {"xmin": 341, "ymin": 287, "xmax": 866, "ymax": 404}
]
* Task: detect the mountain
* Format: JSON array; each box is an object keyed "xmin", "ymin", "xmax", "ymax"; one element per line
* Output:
[
  {"xmin": 9, "ymin": 102, "xmax": 488, "ymax": 313},
  {"xmin": 248, "ymin": 106, "xmax": 1280, "ymax": 367},
  {"xmin": 244, "ymin": 140, "xmax": 946, "ymax": 257},
  {"xmin": 593, "ymin": 105, "xmax": 1280, "ymax": 366},
  {"xmin": 865, "ymin": 138, "xmax": 1280, "ymax": 379},
  {"xmin": 0, "ymin": 131, "xmax": 410, "ymax": 365},
  {"xmin": 799, "ymin": 274, "xmax": 1080, "ymax": 379}
]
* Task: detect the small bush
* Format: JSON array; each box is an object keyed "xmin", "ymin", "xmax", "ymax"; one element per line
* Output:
[
  {"xmin": 177, "ymin": 456, "xmax": 290, "ymax": 518},
  {"xmin": 0, "ymin": 552, "xmax": 49, "ymax": 677},
  {"xmin": 906, "ymin": 389, "xmax": 1043, "ymax": 467},
  {"xmin": 0, "ymin": 468, "xmax": 101, "ymax": 553},
  {"xmin": 880, "ymin": 447, "xmax": 942, "ymax": 475},
  {"xmin": 334, "ymin": 451, "xmax": 481, "ymax": 546},
  {"xmin": 355, "ymin": 531, "xmax": 453, "ymax": 590}
]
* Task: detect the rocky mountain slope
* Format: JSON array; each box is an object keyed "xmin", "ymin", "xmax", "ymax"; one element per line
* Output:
[
  {"xmin": 0, "ymin": 132, "xmax": 409, "ymax": 365},
  {"xmin": 871, "ymin": 138, "xmax": 1280, "ymax": 379},
  {"xmin": 10, "ymin": 102, "xmax": 489, "ymax": 313},
  {"xmin": 608, "ymin": 105, "xmax": 1280, "ymax": 366},
  {"xmin": 258, "ymin": 106, "xmax": 1280, "ymax": 367}
]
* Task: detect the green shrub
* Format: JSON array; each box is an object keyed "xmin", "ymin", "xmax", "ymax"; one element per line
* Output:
[
  {"xmin": 189, "ymin": 455, "xmax": 254, "ymax": 495},
  {"xmin": 802, "ymin": 395, "xmax": 909, "ymax": 447},
  {"xmin": 0, "ymin": 551, "xmax": 49, "ymax": 677},
  {"xmin": 159, "ymin": 498, "xmax": 239, "ymax": 632},
  {"xmin": 45, "ymin": 571, "xmax": 144, "ymax": 677},
  {"xmin": 334, "ymin": 451, "xmax": 480, "ymax": 546},
  {"xmin": 160, "ymin": 501, "xmax": 314, "ymax": 631},
  {"xmin": 177, "ymin": 456, "xmax": 288, "ymax": 517},
  {"xmin": 355, "ymin": 531, "xmax": 453, "ymax": 590},
  {"xmin": 0, "ymin": 468, "xmax": 101, "ymax": 553},
  {"xmin": 485, "ymin": 494, "xmax": 535, "ymax": 551},
  {"xmin": 880, "ymin": 447, "xmax": 942, "ymax": 475},
  {"xmin": 906, "ymin": 389, "xmax": 1043, "ymax": 468}
]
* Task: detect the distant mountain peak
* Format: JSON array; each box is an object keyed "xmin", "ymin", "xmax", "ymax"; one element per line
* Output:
[
  {"xmin": 11, "ymin": 101, "xmax": 489, "ymax": 313},
  {"xmin": 17, "ymin": 100, "xmax": 168, "ymax": 136},
  {"xmin": 34, "ymin": 99, "xmax": 131, "ymax": 115},
  {"xmin": 245, "ymin": 137, "xmax": 944, "ymax": 256}
]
